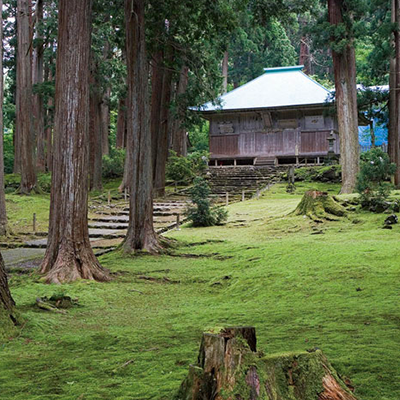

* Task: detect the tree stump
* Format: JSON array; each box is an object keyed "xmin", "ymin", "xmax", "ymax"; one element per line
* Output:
[
  {"xmin": 294, "ymin": 190, "xmax": 346, "ymax": 222},
  {"xmin": 175, "ymin": 327, "xmax": 358, "ymax": 400},
  {"xmin": 0, "ymin": 252, "xmax": 17, "ymax": 337}
]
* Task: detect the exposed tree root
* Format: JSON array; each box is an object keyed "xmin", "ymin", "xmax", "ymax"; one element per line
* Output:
[
  {"xmin": 40, "ymin": 245, "xmax": 111, "ymax": 284},
  {"xmin": 294, "ymin": 190, "xmax": 347, "ymax": 222}
]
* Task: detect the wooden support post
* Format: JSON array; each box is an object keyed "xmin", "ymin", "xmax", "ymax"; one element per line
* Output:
[
  {"xmin": 124, "ymin": 188, "xmax": 127, "ymax": 202},
  {"xmin": 175, "ymin": 182, "xmax": 178, "ymax": 192},
  {"xmin": 33, "ymin": 213, "xmax": 36, "ymax": 234},
  {"xmin": 234, "ymin": 159, "xmax": 237, "ymax": 167},
  {"xmin": 242, "ymin": 190, "xmax": 245, "ymax": 202},
  {"xmin": 225, "ymin": 192, "xmax": 229, "ymax": 206},
  {"xmin": 256, "ymin": 189, "xmax": 260, "ymax": 200},
  {"xmin": 176, "ymin": 214, "xmax": 180, "ymax": 230},
  {"xmin": 108, "ymin": 190, "xmax": 111, "ymax": 206},
  {"xmin": 214, "ymin": 159, "xmax": 218, "ymax": 167},
  {"xmin": 317, "ymin": 156, "xmax": 320, "ymax": 164}
]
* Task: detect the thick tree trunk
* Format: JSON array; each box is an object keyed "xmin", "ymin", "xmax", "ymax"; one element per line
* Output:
[
  {"xmin": 101, "ymin": 86, "xmax": 110, "ymax": 156},
  {"xmin": 0, "ymin": 252, "xmax": 16, "ymax": 326},
  {"xmin": 222, "ymin": 50, "xmax": 228, "ymax": 93},
  {"xmin": 116, "ymin": 97, "xmax": 127, "ymax": 148},
  {"xmin": 391, "ymin": 0, "xmax": 400, "ymax": 186},
  {"xmin": 123, "ymin": 0, "xmax": 160, "ymax": 253},
  {"xmin": 45, "ymin": 64, "xmax": 54, "ymax": 172},
  {"xmin": 40, "ymin": 0, "xmax": 110, "ymax": 284},
  {"xmin": 17, "ymin": 0, "xmax": 37, "ymax": 193},
  {"xmin": 0, "ymin": 0, "xmax": 7, "ymax": 236},
  {"xmin": 171, "ymin": 65, "xmax": 189, "ymax": 157},
  {"xmin": 89, "ymin": 64, "xmax": 103, "ymax": 191},
  {"xmin": 33, "ymin": 0, "xmax": 45, "ymax": 172},
  {"xmin": 328, "ymin": 0, "xmax": 359, "ymax": 194},
  {"xmin": 150, "ymin": 50, "xmax": 164, "ymax": 180},
  {"xmin": 154, "ymin": 49, "xmax": 173, "ymax": 198},
  {"xmin": 176, "ymin": 328, "xmax": 358, "ymax": 400}
]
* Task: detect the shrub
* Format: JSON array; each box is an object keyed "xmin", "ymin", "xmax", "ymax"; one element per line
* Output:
[
  {"xmin": 102, "ymin": 148, "xmax": 125, "ymax": 179},
  {"xmin": 356, "ymin": 148, "xmax": 396, "ymax": 211},
  {"xmin": 186, "ymin": 177, "xmax": 228, "ymax": 227},
  {"xmin": 166, "ymin": 150, "xmax": 209, "ymax": 185},
  {"xmin": 166, "ymin": 151, "xmax": 194, "ymax": 184}
]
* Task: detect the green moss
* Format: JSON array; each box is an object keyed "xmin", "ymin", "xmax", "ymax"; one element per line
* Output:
[{"xmin": 1, "ymin": 182, "xmax": 400, "ymax": 399}]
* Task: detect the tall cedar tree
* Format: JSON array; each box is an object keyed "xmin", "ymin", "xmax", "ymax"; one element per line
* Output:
[
  {"xmin": 389, "ymin": 0, "xmax": 400, "ymax": 185},
  {"xmin": 123, "ymin": 0, "xmax": 160, "ymax": 253},
  {"xmin": 0, "ymin": 251, "xmax": 16, "ymax": 325},
  {"xmin": 0, "ymin": 0, "xmax": 7, "ymax": 236},
  {"xmin": 33, "ymin": 0, "xmax": 46, "ymax": 172},
  {"xmin": 328, "ymin": 0, "xmax": 359, "ymax": 193},
  {"xmin": 40, "ymin": 0, "xmax": 110, "ymax": 283},
  {"xmin": 16, "ymin": 0, "xmax": 37, "ymax": 193}
]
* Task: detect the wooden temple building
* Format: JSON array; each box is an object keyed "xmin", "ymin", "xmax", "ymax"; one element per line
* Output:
[{"xmin": 199, "ymin": 66, "xmax": 366, "ymax": 167}]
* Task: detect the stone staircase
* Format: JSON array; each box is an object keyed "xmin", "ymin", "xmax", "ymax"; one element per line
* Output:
[{"xmin": 206, "ymin": 166, "xmax": 285, "ymax": 199}]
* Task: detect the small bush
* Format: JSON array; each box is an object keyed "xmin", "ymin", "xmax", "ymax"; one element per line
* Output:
[
  {"xmin": 102, "ymin": 148, "xmax": 125, "ymax": 179},
  {"xmin": 356, "ymin": 148, "xmax": 396, "ymax": 212},
  {"xmin": 186, "ymin": 177, "xmax": 228, "ymax": 227},
  {"xmin": 166, "ymin": 150, "xmax": 209, "ymax": 185}
]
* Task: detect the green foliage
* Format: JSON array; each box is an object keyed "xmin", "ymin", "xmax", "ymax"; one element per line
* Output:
[
  {"xmin": 186, "ymin": 177, "xmax": 228, "ymax": 227},
  {"xmin": 188, "ymin": 121, "xmax": 209, "ymax": 153},
  {"xmin": 3, "ymin": 132, "xmax": 14, "ymax": 174},
  {"xmin": 102, "ymin": 148, "xmax": 126, "ymax": 179},
  {"xmin": 356, "ymin": 148, "xmax": 396, "ymax": 209},
  {"xmin": 166, "ymin": 151, "xmax": 209, "ymax": 184}
]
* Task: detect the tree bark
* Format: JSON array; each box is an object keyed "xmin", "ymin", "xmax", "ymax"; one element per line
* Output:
[
  {"xmin": 89, "ymin": 59, "xmax": 103, "ymax": 191},
  {"xmin": 0, "ymin": 0, "xmax": 7, "ymax": 236},
  {"xmin": 150, "ymin": 50, "xmax": 164, "ymax": 180},
  {"xmin": 0, "ymin": 252, "xmax": 16, "ymax": 325},
  {"xmin": 101, "ymin": 40, "xmax": 111, "ymax": 156},
  {"xmin": 176, "ymin": 327, "xmax": 358, "ymax": 400},
  {"xmin": 44, "ymin": 57, "xmax": 54, "ymax": 172},
  {"xmin": 40, "ymin": 0, "xmax": 110, "ymax": 284},
  {"xmin": 123, "ymin": 0, "xmax": 160, "ymax": 253},
  {"xmin": 33, "ymin": 0, "xmax": 46, "ymax": 172},
  {"xmin": 171, "ymin": 65, "xmax": 189, "ymax": 157},
  {"xmin": 222, "ymin": 50, "xmax": 229, "ymax": 93},
  {"xmin": 154, "ymin": 48, "xmax": 173, "ymax": 198},
  {"xmin": 116, "ymin": 97, "xmax": 127, "ymax": 148},
  {"xmin": 328, "ymin": 0, "xmax": 359, "ymax": 194},
  {"xmin": 17, "ymin": 0, "xmax": 37, "ymax": 193},
  {"xmin": 391, "ymin": 0, "xmax": 400, "ymax": 186}
]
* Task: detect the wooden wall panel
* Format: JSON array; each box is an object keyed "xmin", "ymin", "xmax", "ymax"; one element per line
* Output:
[
  {"xmin": 210, "ymin": 135, "xmax": 239, "ymax": 156},
  {"xmin": 300, "ymin": 131, "xmax": 329, "ymax": 154}
]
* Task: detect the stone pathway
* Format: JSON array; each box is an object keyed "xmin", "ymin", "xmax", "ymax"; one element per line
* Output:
[{"xmin": 2, "ymin": 198, "xmax": 189, "ymax": 268}]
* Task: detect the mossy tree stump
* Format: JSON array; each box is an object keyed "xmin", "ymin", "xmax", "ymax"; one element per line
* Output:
[
  {"xmin": 294, "ymin": 190, "xmax": 346, "ymax": 222},
  {"xmin": 175, "ymin": 327, "xmax": 358, "ymax": 400},
  {"xmin": 0, "ymin": 252, "xmax": 17, "ymax": 338}
]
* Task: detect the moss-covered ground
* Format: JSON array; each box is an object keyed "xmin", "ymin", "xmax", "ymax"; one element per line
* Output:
[{"xmin": 1, "ymin": 182, "xmax": 400, "ymax": 399}]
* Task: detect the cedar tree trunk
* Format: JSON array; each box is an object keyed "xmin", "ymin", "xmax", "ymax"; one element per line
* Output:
[
  {"xmin": 150, "ymin": 50, "xmax": 164, "ymax": 179},
  {"xmin": 40, "ymin": 0, "xmax": 110, "ymax": 284},
  {"xmin": 176, "ymin": 327, "xmax": 359, "ymax": 400},
  {"xmin": 116, "ymin": 97, "xmax": 127, "ymax": 148},
  {"xmin": 16, "ymin": 0, "xmax": 37, "ymax": 193},
  {"xmin": 222, "ymin": 50, "xmax": 228, "ymax": 93},
  {"xmin": 123, "ymin": 0, "xmax": 160, "ymax": 253},
  {"xmin": 154, "ymin": 49, "xmax": 173, "ymax": 198},
  {"xmin": 171, "ymin": 65, "xmax": 189, "ymax": 157},
  {"xmin": 389, "ymin": 0, "xmax": 400, "ymax": 186},
  {"xmin": 0, "ymin": 0, "xmax": 7, "ymax": 236},
  {"xmin": 328, "ymin": 0, "xmax": 359, "ymax": 194},
  {"xmin": 33, "ymin": 0, "xmax": 46, "ymax": 172},
  {"xmin": 89, "ymin": 65, "xmax": 103, "ymax": 191}
]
